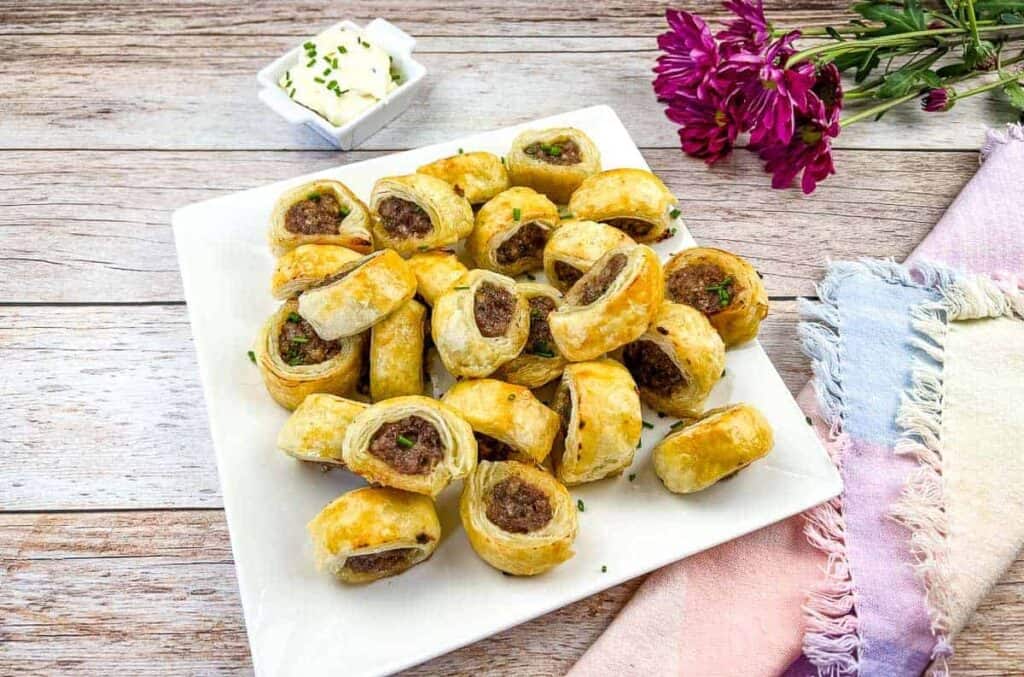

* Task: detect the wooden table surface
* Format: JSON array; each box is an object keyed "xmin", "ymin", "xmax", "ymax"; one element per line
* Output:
[{"xmin": 2, "ymin": 1, "xmax": 1022, "ymax": 674}]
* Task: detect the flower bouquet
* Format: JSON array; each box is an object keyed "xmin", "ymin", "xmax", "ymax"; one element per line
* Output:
[{"xmin": 655, "ymin": 0, "xmax": 1024, "ymax": 192}]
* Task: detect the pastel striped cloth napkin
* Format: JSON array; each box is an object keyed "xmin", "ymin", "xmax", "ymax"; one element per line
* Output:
[{"xmin": 571, "ymin": 124, "xmax": 1024, "ymax": 677}]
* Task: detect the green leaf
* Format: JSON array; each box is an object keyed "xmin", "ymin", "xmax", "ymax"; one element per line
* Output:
[
  {"xmin": 918, "ymin": 70, "xmax": 942, "ymax": 88},
  {"xmin": 1004, "ymin": 79, "xmax": 1024, "ymax": 111},
  {"xmin": 937, "ymin": 62, "xmax": 971, "ymax": 78},
  {"xmin": 856, "ymin": 47, "xmax": 881, "ymax": 82},
  {"xmin": 825, "ymin": 26, "xmax": 845, "ymax": 41},
  {"xmin": 877, "ymin": 69, "xmax": 919, "ymax": 98},
  {"xmin": 852, "ymin": 1, "xmax": 927, "ymax": 34},
  {"xmin": 974, "ymin": 0, "xmax": 1024, "ymax": 21}
]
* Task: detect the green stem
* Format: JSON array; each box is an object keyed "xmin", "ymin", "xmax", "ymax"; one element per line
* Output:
[
  {"xmin": 965, "ymin": 0, "xmax": 982, "ymax": 46},
  {"xmin": 839, "ymin": 92, "xmax": 919, "ymax": 127},
  {"xmin": 951, "ymin": 69, "xmax": 1024, "ymax": 101}
]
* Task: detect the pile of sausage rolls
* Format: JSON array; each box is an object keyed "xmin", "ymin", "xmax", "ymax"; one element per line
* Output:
[{"xmin": 257, "ymin": 126, "xmax": 775, "ymax": 584}]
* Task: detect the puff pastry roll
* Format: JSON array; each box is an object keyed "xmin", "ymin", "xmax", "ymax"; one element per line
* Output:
[
  {"xmin": 460, "ymin": 460, "xmax": 577, "ymax": 576},
  {"xmin": 550, "ymin": 360, "xmax": 642, "ymax": 485},
  {"xmin": 542, "ymin": 219, "xmax": 635, "ymax": 292},
  {"xmin": 405, "ymin": 250, "xmax": 468, "ymax": 307},
  {"xmin": 255, "ymin": 300, "xmax": 365, "ymax": 410},
  {"xmin": 271, "ymin": 244, "xmax": 362, "ymax": 300},
  {"xmin": 507, "ymin": 127, "xmax": 601, "ymax": 204},
  {"xmin": 308, "ymin": 486, "xmax": 440, "ymax": 584},
  {"xmin": 441, "ymin": 379, "xmax": 560, "ymax": 465},
  {"xmin": 567, "ymin": 168, "xmax": 678, "ymax": 243},
  {"xmin": 495, "ymin": 283, "xmax": 567, "ymax": 388},
  {"xmin": 269, "ymin": 179, "xmax": 373, "ymax": 255},
  {"xmin": 277, "ymin": 393, "xmax": 367, "ymax": 466},
  {"xmin": 653, "ymin": 403, "xmax": 773, "ymax": 494},
  {"xmin": 370, "ymin": 299, "xmax": 427, "ymax": 401},
  {"xmin": 342, "ymin": 395, "xmax": 477, "ymax": 496},
  {"xmin": 663, "ymin": 247, "xmax": 769, "ymax": 346},
  {"xmin": 369, "ymin": 174, "xmax": 474, "ymax": 256},
  {"xmin": 417, "ymin": 151, "xmax": 509, "ymax": 205},
  {"xmin": 468, "ymin": 187, "xmax": 560, "ymax": 276},
  {"xmin": 549, "ymin": 245, "xmax": 664, "ymax": 362},
  {"xmin": 618, "ymin": 303, "xmax": 725, "ymax": 418},
  {"xmin": 297, "ymin": 249, "xmax": 417, "ymax": 341},
  {"xmin": 431, "ymin": 270, "xmax": 530, "ymax": 378}
]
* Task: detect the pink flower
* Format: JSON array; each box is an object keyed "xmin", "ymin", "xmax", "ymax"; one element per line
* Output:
[
  {"xmin": 718, "ymin": 0, "xmax": 771, "ymax": 53},
  {"xmin": 812, "ymin": 62, "xmax": 844, "ymax": 117},
  {"xmin": 664, "ymin": 90, "xmax": 744, "ymax": 164},
  {"xmin": 921, "ymin": 87, "xmax": 953, "ymax": 112},
  {"xmin": 757, "ymin": 95, "xmax": 840, "ymax": 194},
  {"xmin": 653, "ymin": 9, "xmax": 720, "ymax": 100}
]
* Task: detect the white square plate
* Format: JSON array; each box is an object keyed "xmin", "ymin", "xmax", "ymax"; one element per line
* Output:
[{"xmin": 173, "ymin": 105, "xmax": 841, "ymax": 677}]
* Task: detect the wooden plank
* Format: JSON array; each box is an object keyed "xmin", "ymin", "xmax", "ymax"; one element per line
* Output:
[
  {"xmin": 0, "ymin": 34, "xmax": 1014, "ymax": 152},
  {"xmin": 1, "ymin": 510, "xmax": 1021, "ymax": 675},
  {"xmin": 1, "ymin": 302, "xmax": 807, "ymax": 510},
  {"xmin": 0, "ymin": 148, "xmax": 974, "ymax": 303}
]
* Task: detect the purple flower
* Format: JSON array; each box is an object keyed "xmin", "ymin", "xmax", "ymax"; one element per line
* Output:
[
  {"xmin": 664, "ymin": 90, "xmax": 744, "ymax": 164},
  {"xmin": 653, "ymin": 9, "xmax": 720, "ymax": 100},
  {"xmin": 921, "ymin": 87, "xmax": 953, "ymax": 112},
  {"xmin": 740, "ymin": 36, "xmax": 816, "ymax": 145},
  {"xmin": 757, "ymin": 95, "xmax": 840, "ymax": 194},
  {"xmin": 718, "ymin": 0, "xmax": 771, "ymax": 54},
  {"xmin": 812, "ymin": 62, "xmax": 844, "ymax": 117}
]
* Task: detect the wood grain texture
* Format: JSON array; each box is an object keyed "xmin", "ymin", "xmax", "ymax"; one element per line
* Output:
[
  {"xmin": 1, "ymin": 510, "xmax": 1020, "ymax": 675},
  {"xmin": 0, "ymin": 148, "xmax": 975, "ymax": 303}
]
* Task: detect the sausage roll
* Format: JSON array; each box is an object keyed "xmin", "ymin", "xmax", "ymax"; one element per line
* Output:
[
  {"xmin": 297, "ymin": 249, "xmax": 417, "ymax": 341},
  {"xmin": 663, "ymin": 247, "xmax": 768, "ymax": 347},
  {"xmin": 370, "ymin": 299, "xmax": 427, "ymax": 401},
  {"xmin": 405, "ymin": 250, "xmax": 469, "ymax": 307},
  {"xmin": 417, "ymin": 151, "xmax": 510, "ymax": 205},
  {"xmin": 255, "ymin": 300, "xmax": 365, "ymax": 410},
  {"xmin": 495, "ymin": 283, "xmax": 567, "ymax": 388},
  {"xmin": 549, "ymin": 244, "xmax": 664, "ymax": 362},
  {"xmin": 653, "ymin": 403, "xmax": 774, "ymax": 494},
  {"xmin": 308, "ymin": 486, "xmax": 441, "ymax": 584},
  {"xmin": 369, "ymin": 174, "xmax": 474, "ymax": 256},
  {"xmin": 431, "ymin": 270, "xmax": 530, "ymax": 378},
  {"xmin": 550, "ymin": 360, "xmax": 642, "ymax": 485},
  {"xmin": 269, "ymin": 179, "xmax": 373, "ymax": 255},
  {"xmin": 277, "ymin": 393, "xmax": 367, "ymax": 466},
  {"xmin": 441, "ymin": 379, "xmax": 560, "ymax": 465},
  {"xmin": 617, "ymin": 303, "xmax": 725, "ymax": 418},
  {"xmin": 270, "ymin": 244, "xmax": 362, "ymax": 300},
  {"xmin": 460, "ymin": 460, "xmax": 577, "ymax": 576},
  {"xmin": 342, "ymin": 395, "xmax": 477, "ymax": 496},
  {"xmin": 542, "ymin": 220, "xmax": 635, "ymax": 292},
  {"xmin": 567, "ymin": 168, "xmax": 677, "ymax": 243},
  {"xmin": 506, "ymin": 127, "xmax": 601, "ymax": 204},
  {"xmin": 468, "ymin": 187, "xmax": 559, "ymax": 276}
]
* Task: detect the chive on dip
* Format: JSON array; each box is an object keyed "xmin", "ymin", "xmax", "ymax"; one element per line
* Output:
[{"xmin": 280, "ymin": 27, "xmax": 400, "ymax": 127}]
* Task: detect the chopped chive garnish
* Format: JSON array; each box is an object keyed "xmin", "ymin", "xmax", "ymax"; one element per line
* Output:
[
  {"xmin": 396, "ymin": 434, "xmax": 415, "ymax": 449},
  {"xmin": 290, "ymin": 336, "xmax": 309, "ymax": 344},
  {"xmin": 705, "ymin": 276, "xmax": 734, "ymax": 308},
  {"xmin": 507, "ymin": 393, "xmax": 516, "ymax": 401},
  {"xmin": 628, "ymin": 473, "xmax": 637, "ymax": 482},
  {"xmin": 806, "ymin": 416, "xmax": 813, "ymax": 426},
  {"xmin": 288, "ymin": 355, "xmax": 304, "ymax": 366},
  {"xmin": 418, "ymin": 245, "xmax": 429, "ymax": 251},
  {"xmin": 313, "ymin": 76, "xmax": 325, "ymax": 84},
  {"xmin": 577, "ymin": 499, "xmax": 585, "ymax": 512},
  {"xmin": 287, "ymin": 312, "xmax": 302, "ymax": 323},
  {"xmin": 636, "ymin": 438, "xmax": 642, "ymax": 448},
  {"xmin": 322, "ymin": 67, "xmax": 332, "ymax": 76},
  {"xmin": 512, "ymin": 207, "xmax": 521, "ymax": 221},
  {"xmin": 454, "ymin": 286, "xmax": 470, "ymax": 290},
  {"xmin": 601, "ymin": 565, "xmax": 607, "ymax": 573},
  {"xmin": 457, "ymin": 147, "xmax": 464, "ymax": 154},
  {"xmin": 247, "ymin": 350, "xmax": 256, "ymax": 364},
  {"xmin": 670, "ymin": 420, "xmax": 686, "ymax": 430},
  {"xmin": 306, "ymin": 192, "xmax": 320, "ymax": 202},
  {"xmin": 289, "ymin": 87, "xmax": 296, "ymax": 97},
  {"xmin": 559, "ymin": 209, "xmax": 573, "ymax": 219},
  {"xmin": 721, "ymin": 369, "xmax": 726, "ymax": 378},
  {"xmin": 670, "ymin": 208, "xmax": 681, "ymax": 219},
  {"xmin": 525, "ymin": 272, "xmax": 536, "ymax": 281},
  {"xmin": 303, "ymin": 41, "xmax": 315, "ymax": 50},
  {"xmin": 338, "ymin": 45, "xmax": 348, "ymax": 54},
  {"xmin": 306, "ymin": 59, "xmax": 315, "ymax": 67},
  {"xmin": 642, "ymin": 420, "xmax": 654, "ymax": 429},
  {"xmin": 547, "ymin": 144, "xmax": 562, "ymax": 157},
  {"xmin": 327, "ymin": 80, "xmax": 338, "ymax": 90}
]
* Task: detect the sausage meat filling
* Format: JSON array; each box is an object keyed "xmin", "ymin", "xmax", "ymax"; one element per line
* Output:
[
  {"xmin": 474, "ymin": 282, "xmax": 517, "ymax": 338},
  {"xmin": 345, "ymin": 547, "xmax": 417, "ymax": 574},
  {"xmin": 604, "ymin": 217, "xmax": 653, "ymax": 238},
  {"xmin": 377, "ymin": 197, "xmax": 433, "ymax": 239},
  {"xmin": 368, "ymin": 416, "xmax": 444, "ymax": 475},
  {"xmin": 485, "ymin": 477, "xmax": 553, "ymax": 533},
  {"xmin": 666, "ymin": 263, "xmax": 735, "ymax": 315},
  {"xmin": 525, "ymin": 295, "xmax": 557, "ymax": 357},
  {"xmin": 523, "ymin": 139, "xmax": 582, "ymax": 165},
  {"xmin": 278, "ymin": 315, "xmax": 341, "ymax": 365},
  {"xmin": 568, "ymin": 253, "xmax": 627, "ymax": 306},
  {"xmin": 475, "ymin": 433, "xmax": 519, "ymax": 462},
  {"xmin": 622, "ymin": 340, "xmax": 685, "ymax": 395},
  {"xmin": 495, "ymin": 222, "xmax": 547, "ymax": 266},
  {"xmin": 285, "ymin": 193, "xmax": 348, "ymax": 235},
  {"xmin": 553, "ymin": 261, "xmax": 584, "ymax": 288}
]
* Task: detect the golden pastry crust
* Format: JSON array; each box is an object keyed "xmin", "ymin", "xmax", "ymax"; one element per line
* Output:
[
  {"xmin": 441, "ymin": 379, "xmax": 560, "ymax": 465},
  {"xmin": 308, "ymin": 486, "xmax": 441, "ymax": 584},
  {"xmin": 255, "ymin": 300, "xmax": 365, "ymax": 410},
  {"xmin": 615, "ymin": 302, "xmax": 725, "ymax": 418},
  {"xmin": 277, "ymin": 393, "xmax": 368, "ymax": 466},
  {"xmin": 663, "ymin": 247, "xmax": 769, "ymax": 347},
  {"xmin": 550, "ymin": 359, "xmax": 642, "ymax": 485},
  {"xmin": 549, "ymin": 244, "xmax": 664, "ymax": 362},
  {"xmin": 567, "ymin": 168, "xmax": 677, "ymax": 243},
  {"xmin": 270, "ymin": 244, "xmax": 363, "ymax": 300},
  {"xmin": 370, "ymin": 299, "xmax": 427, "ymax": 401},
  {"xmin": 542, "ymin": 220, "xmax": 635, "ymax": 292},
  {"xmin": 460, "ymin": 460, "xmax": 577, "ymax": 576},
  {"xmin": 405, "ymin": 251, "xmax": 469, "ymax": 306},
  {"xmin": 653, "ymin": 403, "xmax": 774, "ymax": 494},
  {"xmin": 269, "ymin": 179, "xmax": 373, "ymax": 255},
  {"xmin": 416, "ymin": 151, "xmax": 510, "ymax": 204},
  {"xmin": 297, "ymin": 249, "xmax": 417, "ymax": 341},
  {"xmin": 495, "ymin": 282, "xmax": 567, "ymax": 388},
  {"xmin": 507, "ymin": 127, "xmax": 601, "ymax": 204},
  {"xmin": 342, "ymin": 395, "xmax": 477, "ymax": 496},
  {"xmin": 468, "ymin": 187, "xmax": 560, "ymax": 276},
  {"xmin": 431, "ymin": 270, "xmax": 530, "ymax": 378},
  {"xmin": 369, "ymin": 174, "xmax": 474, "ymax": 256}
]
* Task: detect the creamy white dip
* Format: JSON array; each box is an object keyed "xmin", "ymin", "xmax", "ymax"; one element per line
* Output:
[{"xmin": 280, "ymin": 27, "xmax": 400, "ymax": 127}]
